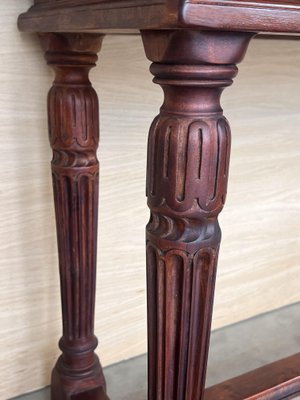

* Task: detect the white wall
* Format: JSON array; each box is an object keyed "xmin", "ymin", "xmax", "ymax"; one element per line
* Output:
[{"xmin": 1, "ymin": 2, "xmax": 300, "ymax": 398}]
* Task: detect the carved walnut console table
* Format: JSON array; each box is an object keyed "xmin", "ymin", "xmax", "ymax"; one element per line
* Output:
[{"xmin": 18, "ymin": 1, "xmax": 300, "ymax": 400}]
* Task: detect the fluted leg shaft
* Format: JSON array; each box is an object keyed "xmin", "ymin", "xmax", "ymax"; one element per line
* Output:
[
  {"xmin": 40, "ymin": 33, "xmax": 109, "ymax": 400},
  {"xmin": 142, "ymin": 30, "xmax": 255, "ymax": 400}
]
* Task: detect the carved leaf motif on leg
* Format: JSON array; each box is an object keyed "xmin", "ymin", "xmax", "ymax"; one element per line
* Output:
[
  {"xmin": 145, "ymin": 113, "xmax": 225, "ymax": 398},
  {"xmin": 146, "ymin": 112, "xmax": 229, "ymax": 400},
  {"xmin": 142, "ymin": 29, "xmax": 255, "ymax": 400},
  {"xmin": 40, "ymin": 33, "xmax": 109, "ymax": 400},
  {"xmin": 147, "ymin": 116, "xmax": 231, "ymax": 216},
  {"xmin": 48, "ymin": 86, "xmax": 99, "ymax": 149}
]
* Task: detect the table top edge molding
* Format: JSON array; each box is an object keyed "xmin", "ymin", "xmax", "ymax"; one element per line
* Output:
[{"xmin": 18, "ymin": 0, "xmax": 300, "ymax": 33}]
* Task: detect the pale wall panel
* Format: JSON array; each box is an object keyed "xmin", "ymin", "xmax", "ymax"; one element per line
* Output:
[{"xmin": 0, "ymin": 2, "xmax": 299, "ymax": 398}]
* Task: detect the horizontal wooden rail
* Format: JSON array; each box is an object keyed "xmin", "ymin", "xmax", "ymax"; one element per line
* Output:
[{"xmin": 204, "ymin": 353, "xmax": 300, "ymax": 400}]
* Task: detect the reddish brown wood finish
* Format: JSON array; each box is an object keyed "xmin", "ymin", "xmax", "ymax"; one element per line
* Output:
[
  {"xmin": 204, "ymin": 353, "xmax": 300, "ymax": 400},
  {"xmin": 17, "ymin": 1, "xmax": 300, "ymax": 398},
  {"xmin": 18, "ymin": 0, "xmax": 300, "ymax": 33},
  {"xmin": 142, "ymin": 30, "xmax": 255, "ymax": 400},
  {"xmin": 40, "ymin": 32, "xmax": 109, "ymax": 400}
]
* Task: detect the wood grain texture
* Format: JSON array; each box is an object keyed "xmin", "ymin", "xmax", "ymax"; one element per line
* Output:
[
  {"xmin": 204, "ymin": 353, "xmax": 300, "ymax": 400},
  {"xmin": 17, "ymin": 0, "xmax": 300, "ymax": 33},
  {"xmin": 181, "ymin": 0, "xmax": 300, "ymax": 33},
  {"xmin": 40, "ymin": 32, "xmax": 109, "ymax": 400},
  {"xmin": 0, "ymin": 3, "xmax": 300, "ymax": 398},
  {"xmin": 142, "ymin": 30, "xmax": 254, "ymax": 400}
]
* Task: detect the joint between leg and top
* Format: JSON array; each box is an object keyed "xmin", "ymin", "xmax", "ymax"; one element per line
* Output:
[{"xmin": 142, "ymin": 29, "xmax": 256, "ymax": 400}]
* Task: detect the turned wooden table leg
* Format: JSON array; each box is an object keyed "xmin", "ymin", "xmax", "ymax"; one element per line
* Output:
[
  {"xmin": 39, "ymin": 33, "xmax": 109, "ymax": 400},
  {"xmin": 142, "ymin": 30, "xmax": 255, "ymax": 400}
]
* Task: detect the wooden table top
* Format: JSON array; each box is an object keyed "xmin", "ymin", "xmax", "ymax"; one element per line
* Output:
[{"xmin": 18, "ymin": 0, "xmax": 300, "ymax": 33}]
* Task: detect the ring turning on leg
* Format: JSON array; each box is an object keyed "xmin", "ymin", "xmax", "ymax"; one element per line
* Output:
[
  {"xmin": 40, "ymin": 33, "xmax": 109, "ymax": 400},
  {"xmin": 142, "ymin": 30, "xmax": 255, "ymax": 400}
]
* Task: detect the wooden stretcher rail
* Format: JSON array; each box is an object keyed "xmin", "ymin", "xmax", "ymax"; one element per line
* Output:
[{"xmin": 204, "ymin": 353, "xmax": 300, "ymax": 400}]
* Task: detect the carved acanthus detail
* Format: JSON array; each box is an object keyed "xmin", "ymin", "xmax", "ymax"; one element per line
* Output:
[
  {"xmin": 142, "ymin": 29, "xmax": 254, "ymax": 400},
  {"xmin": 147, "ymin": 116, "xmax": 231, "ymax": 215},
  {"xmin": 40, "ymin": 33, "xmax": 109, "ymax": 400},
  {"xmin": 145, "ymin": 76, "xmax": 230, "ymax": 399},
  {"xmin": 52, "ymin": 150, "xmax": 98, "ymax": 168},
  {"xmin": 48, "ymin": 86, "xmax": 99, "ymax": 149},
  {"xmin": 147, "ymin": 213, "xmax": 220, "ymax": 252}
]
